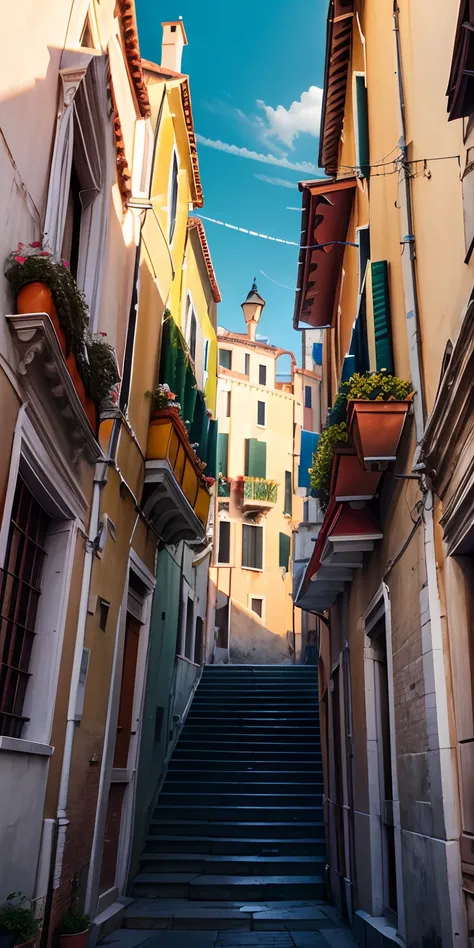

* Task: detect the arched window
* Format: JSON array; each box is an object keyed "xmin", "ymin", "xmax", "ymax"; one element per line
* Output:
[{"xmin": 168, "ymin": 150, "xmax": 179, "ymax": 243}]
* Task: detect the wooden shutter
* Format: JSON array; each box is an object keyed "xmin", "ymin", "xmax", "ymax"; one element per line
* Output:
[
  {"xmin": 356, "ymin": 75, "xmax": 369, "ymax": 178},
  {"xmin": 217, "ymin": 433, "xmax": 228, "ymax": 477},
  {"xmin": 284, "ymin": 471, "xmax": 292, "ymax": 515},
  {"xmin": 254, "ymin": 526, "xmax": 263, "ymax": 569},
  {"xmin": 242, "ymin": 524, "xmax": 263, "ymax": 569},
  {"xmin": 371, "ymin": 261, "xmax": 394, "ymax": 374},
  {"xmin": 279, "ymin": 532, "xmax": 291, "ymax": 570},
  {"xmin": 245, "ymin": 439, "xmax": 266, "ymax": 478}
]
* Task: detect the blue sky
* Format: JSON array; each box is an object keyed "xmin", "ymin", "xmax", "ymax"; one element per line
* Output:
[{"xmin": 136, "ymin": 0, "xmax": 328, "ymax": 359}]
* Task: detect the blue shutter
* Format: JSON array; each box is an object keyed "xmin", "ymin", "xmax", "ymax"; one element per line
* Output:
[
  {"xmin": 371, "ymin": 261, "xmax": 394, "ymax": 374},
  {"xmin": 298, "ymin": 431, "xmax": 319, "ymax": 490}
]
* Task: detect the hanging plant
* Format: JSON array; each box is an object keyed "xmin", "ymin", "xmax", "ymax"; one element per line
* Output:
[
  {"xmin": 5, "ymin": 244, "xmax": 88, "ymax": 358},
  {"xmin": 82, "ymin": 334, "xmax": 120, "ymax": 404},
  {"xmin": 309, "ymin": 422, "xmax": 348, "ymax": 510},
  {"xmin": 145, "ymin": 383, "xmax": 181, "ymax": 411}
]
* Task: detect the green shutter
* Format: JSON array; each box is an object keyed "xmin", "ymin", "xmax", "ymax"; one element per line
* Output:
[
  {"xmin": 356, "ymin": 75, "xmax": 369, "ymax": 178},
  {"xmin": 217, "ymin": 433, "xmax": 228, "ymax": 477},
  {"xmin": 279, "ymin": 532, "xmax": 291, "ymax": 570},
  {"xmin": 284, "ymin": 471, "xmax": 292, "ymax": 515},
  {"xmin": 206, "ymin": 420, "xmax": 218, "ymax": 478},
  {"xmin": 371, "ymin": 260, "xmax": 394, "ymax": 374},
  {"xmin": 245, "ymin": 439, "xmax": 267, "ymax": 478}
]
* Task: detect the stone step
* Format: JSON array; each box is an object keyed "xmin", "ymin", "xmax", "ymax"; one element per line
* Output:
[
  {"xmin": 166, "ymin": 767, "xmax": 323, "ymax": 781},
  {"xmin": 153, "ymin": 805, "xmax": 324, "ymax": 822},
  {"xmin": 131, "ymin": 872, "xmax": 325, "ymax": 901},
  {"xmin": 180, "ymin": 730, "xmax": 321, "ymax": 743},
  {"xmin": 196, "ymin": 686, "xmax": 318, "ymax": 693},
  {"xmin": 162, "ymin": 781, "xmax": 324, "ymax": 795},
  {"xmin": 123, "ymin": 897, "xmax": 334, "ymax": 933},
  {"xmin": 172, "ymin": 748, "xmax": 322, "ymax": 761},
  {"xmin": 186, "ymin": 711, "xmax": 320, "ymax": 721},
  {"xmin": 176, "ymin": 740, "xmax": 320, "ymax": 754},
  {"xmin": 168, "ymin": 759, "xmax": 322, "ymax": 772},
  {"xmin": 148, "ymin": 819, "xmax": 325, "ymax": 839},
  {"xmin": 157, "ymin": 792, "xmax": 323, "ymax": 807},
  {"xmin": 144, "ymin": 835, "xmax": 326, "ymax": 856},
  {"xmin": 139, "ymin": 852, "xmax": 326, "ymax": 876}
]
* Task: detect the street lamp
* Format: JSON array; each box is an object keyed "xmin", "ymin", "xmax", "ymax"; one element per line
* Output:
[{"xmin": 241, "ymin": 278, "xmax": 266, "ymax": 340}]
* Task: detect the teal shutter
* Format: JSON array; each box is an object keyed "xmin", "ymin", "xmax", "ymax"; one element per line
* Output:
[
  {"xmin": 206, "ymin": 420, "xmax": 218, "ymax": 478},
  {"xmin": 217, "ymin": 433, "xmax": 228, "ymax": 477},
  {"xmin": 371, "ymin": 261, "xmax": 394, "ymax": 374},
  {"xmin": 356, "ymin": 75, "xmax": 369, "ymax": 178},
  {"xmin": 279, "ymin": 532, "xmax": 291, "ymax": 570},
  {"xmin": 245, "ymin": 439, "xmax": 267, "ymax": 478},
  {"xmin": 284, "ymin": 471, "xmax": 292, "ymax": 515}
]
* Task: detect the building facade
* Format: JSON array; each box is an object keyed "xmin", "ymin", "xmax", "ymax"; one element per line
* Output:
[
  {"xmin": 0, "ymin": 7, "xmax": 219, "ymax": 945},
  {"xmin": 292, "ymin": 1, "xmax": 474, "ymax": 946}
]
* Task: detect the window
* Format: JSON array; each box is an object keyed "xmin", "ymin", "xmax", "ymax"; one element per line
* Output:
[
  {"xmin": 186, "ymin": 301, "xmax": 197, "ymax": 361},
  {"xmin": 245, "ymin": 439, "xmax": 267, "ymax": 478},
  {"xmin": 354, "ymin": 74, "xmax": 369, "ymax": 178},
  {"xmin": 0, "ymin": 477, "xmax": 50, "ymax": 738},
  {"xmin": 217, "ymin": 433, "xmax": 228, "ymax": 477},
  {"xmin": 279, "ymin": 532, "xmax": 291, "ymax": 570},
  {"xmin": 358, "ymin": 227, "xmax": 371, "ymax": 291},
  {"xmin": 184, "ymin": 599, "xmax": 194, "ymax": 660},
  {"xmin": 259, "ymin": 364, "xmax": 267, "ymax": 386},
  {"xmin": 257, "ymin": 401, "xmax": 266, "ymax": 426},
  {"xmin": 304, "ymin": 385, "xmax": 312, "ymax": 409},
  {"xmin": 250, "ymin": 597, "xmax": 263, "ymax": 618},
  {"xmin": 218, "ymin": 521, "xmax": 231, "ymax": 564},
  {"xmin": 244, "ymin": 353, "xmax": 250, "ymax": 376},
  {"xmin": 447, "ymin": 1, "xmax": 474, "ymax": 120},
  {"xmin": 242, "ymin": 524, "xmax": 263, "ymax": 570},
  {"xmin": 284, "ymin": 471, "xmax": 292, "ymax": 516},
  {"xmin": 219, "ymin": 348, "xmax": 232, "ymax": 369},
  {"xmin": 168, "ymin": 150, "xmax": 179, "ymax": 243},
  {"xmin": 225, "ymin": 391, "xmax": 231, "ymax": 418}
]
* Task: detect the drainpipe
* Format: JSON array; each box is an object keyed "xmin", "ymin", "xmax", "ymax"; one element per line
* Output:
[
  {"xmin": 53, "ymin": 461, "xmax": 107, "ymax": 889},
  {"xmin": 393, "ymin": 6, "xmax": 465, "ymax": 944}
]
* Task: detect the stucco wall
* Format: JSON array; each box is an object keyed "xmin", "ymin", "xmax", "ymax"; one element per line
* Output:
[{"xmin": 0, "ymin": 749, "xmax": 51, "ymax": 902}]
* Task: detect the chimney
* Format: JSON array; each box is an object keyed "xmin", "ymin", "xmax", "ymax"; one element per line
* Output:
[{"xmin": 161, "ymin": 20, "xmax": 188, "ymax": 73}]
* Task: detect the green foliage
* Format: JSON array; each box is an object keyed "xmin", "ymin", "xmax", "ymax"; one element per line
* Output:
[
  {"xmin": 244, "ymin": 477, "xmax": 278, "ymax": 503},
  {"xmin": 57, "ymin": 914, "xmax": 90, "ymax": 937},
  {"xmin": 309, "ymin": 423, "xmax": 348, "ymax": 510},
  {"xmin": 82, "ymin": 335, "xmax": 120, "ymax": 403},
  {"xmin": 5, "ymin": 250, "xmax": 88, "ymax": 358},
  {"xmin": 339, "ymin": 370, "xmax": 412, "ymax": 404},
  {"xmin": 0, "ymin": 894, "xmax": 39, "ymax": 943}
]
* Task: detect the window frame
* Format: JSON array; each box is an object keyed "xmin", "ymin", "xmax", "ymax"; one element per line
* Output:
[
  {"xmin": 257, "ymin": 400, "xmax": 266, "ymax": 427},
  {"xmin": 353, "ymin": 71, "xmax": 370, "ymax": 179},
  {"xmin": 249, "ymin": 595, "xmax": 265, "ymax": 620},
  {"xmin": 242, "ymin": 523, "xmax": 264, "ymax": 572},
  {"xmin": 244, "ymin": 353, "xmax": 250, "ymax": 376},
  {"xmin": 304, "ymin": 385, "xmax": 312, "ymax": 409},
  {"xmin": 168, "ymin": 148, "xmax": 179, "ymax": 245},
  {"xmin": 217, "ymin": 519, "xmax": 231, "ymax": 565},
  {"xmin": 284, "ymin": 471, "xmax": 292, "ymax": 516},
  {"xmin": 259, "ymin": 364, "xmax": 267, "ymax": 386},
  {"xmin": 219, "ymin": 348, "xmax": 232, "ymax": 370}
]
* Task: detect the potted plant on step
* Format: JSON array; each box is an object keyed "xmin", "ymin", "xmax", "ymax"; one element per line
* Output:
[
  {"xmin": 0, "ymin": 893, "xmax": 39, "ymax": 948},
  {"xmin": 57, "ymin": 911, "xmax": 90, "ymax": 948}
]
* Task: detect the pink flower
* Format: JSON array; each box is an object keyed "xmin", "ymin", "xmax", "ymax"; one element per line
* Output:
[
  {"xmin": 62, "ymin": 260, "xmax": 69, "ymax": 269},
  {"xmin": 14, "ymin": 255, "xmax": 26, "ymax": 264},
  {"xmin": 17, "ymin": 242, "xmax": 24, "ymax": 250},
  {"xmin": 30, "ymin": 241, "xmax": 41, "ymax": 248},
  {"xmin": 39, "ymin": 251, "xmax": 50, "ymax": 256},
  {"xmin": 99, "ymin": 331, "xmax": 107, "ymax": 337}
]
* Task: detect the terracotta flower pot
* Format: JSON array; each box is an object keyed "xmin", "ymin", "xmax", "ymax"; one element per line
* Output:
[
  {"xmin": 58, "ymin": 930, "xmax": 90, "ymax": 948},
  {"xmin": 330, "ymin": 447, "xmax": 382, "ymax": 501},
  {"xmin": 17, "ymin": 282, "xmax": 67, "ymax": 357},
  {"xmin": 348, "ymin": 399, "xmax": 411, "ymax": 471}
]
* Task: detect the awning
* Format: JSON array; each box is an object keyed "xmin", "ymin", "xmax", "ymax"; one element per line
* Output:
[
  {"xmin": 294, "ymin": 178, "xmax": 356, "ymax": 331},
  {"xmin": 319, "ymin": 0, "xmax": 355, "ymax": 175}
]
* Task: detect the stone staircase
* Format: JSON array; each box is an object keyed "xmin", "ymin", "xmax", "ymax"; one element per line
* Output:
[{"xmin": 125, "ymin": 664, "xmax": 334, "ymax": 933}]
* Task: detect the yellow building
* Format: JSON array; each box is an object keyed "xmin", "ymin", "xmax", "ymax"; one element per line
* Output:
[
  {"xmin": 209, "ymin": 282, "xmax": 303, "ymax": 664},
  {"xmin": 292, "ymin": 1, "xmax": 474, "ymax": 945}
]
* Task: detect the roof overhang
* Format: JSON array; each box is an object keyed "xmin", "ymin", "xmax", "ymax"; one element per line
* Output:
[
  {"xmin": 293, "ymin": 178, "xmax": 356, "ymax": 331},
  {"xmin": 188, "ymin": 217, "xmax": 221, "ymax": 302},
  {"xmin": 318, "ymin": 0, "xmax": 355, "ymax": 175}
]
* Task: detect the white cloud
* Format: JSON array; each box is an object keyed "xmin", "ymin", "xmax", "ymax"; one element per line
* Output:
[
  {"xmin": 257, "ymin": 86, "xmax": 323, "ymax": 149},
  {"xmin": 195, "ymin": 134, "xmax": 318, "ymax": 173},
  {"xmin": 254, "ymin": 174, "xmax": 298, "ymax": 190}
]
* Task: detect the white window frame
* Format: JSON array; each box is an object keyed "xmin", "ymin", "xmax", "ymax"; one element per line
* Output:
[
  {"xmin": 248, "ymin": 594, "xmax": 265, "ymax": 621},
  {"xmin": 362, "ymin": 583, "xmax": 405, "ymax": 940},
  {"xmin": 217, "ymin": 518, "xmax": 231, "ymax": 566},
  {"xmin": 241, "ymin": 521, "xmax": 264, "ymax": 572},
  {"xmin": 219, "ymin": 347, "xmax": 233, "ymax": 370}
]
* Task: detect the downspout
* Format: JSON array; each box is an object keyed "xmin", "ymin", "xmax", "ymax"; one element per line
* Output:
[
  {"xmin": 53, "ymin": 460, "xmax": 107, "ymax": 888},
  {"xmin": 393, "ymin": 6, "xmax": 465, "ymax": 944}
]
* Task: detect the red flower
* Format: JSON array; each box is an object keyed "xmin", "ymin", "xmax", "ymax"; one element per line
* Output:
[
  {"xmin": 62, "ymin": 260, "xmax": 70, "ymax": 269},
  {"xmin": 30, "ymin": 241, "xmax": 41, "ymax": 248},
  {"xmin": 14, "ymin": 255, "xmax": 26, "ymax": 264},
  {"xmin": 39, "ymin": 251, "xmax": 50, "ymax": 256},
  {"xmin": 167, "ymin": 391, "xmax": 176, "ymax": 399},
  {"xmin": 99, "ymin": 331, "xmax": 107, "ymax": 337},
  {"xmin": 17, "ymin": 242, "xmax": 24, "ymax": 250}
]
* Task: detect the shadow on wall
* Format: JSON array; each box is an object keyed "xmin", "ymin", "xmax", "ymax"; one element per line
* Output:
[{"xmin": 229, "ymin": 600, "xmax": 293, "ymax": 665}]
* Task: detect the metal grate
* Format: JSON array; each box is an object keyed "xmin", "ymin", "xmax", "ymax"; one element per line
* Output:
[{"xmin": 0, "ymin": 477, "xmax": 49, "ymax": 737}]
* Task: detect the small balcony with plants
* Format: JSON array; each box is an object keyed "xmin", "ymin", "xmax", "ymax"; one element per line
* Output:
[
  {"xmin": 243, "ymin": 476, "xmax": 278, "ymax": 507},
  {"xmin": 143, "ymin": 313, "xmax": 217, "ymax": 545},
  {"xmin": 5, "ymin": 242, "xmax": 120, "ymax": 462}
]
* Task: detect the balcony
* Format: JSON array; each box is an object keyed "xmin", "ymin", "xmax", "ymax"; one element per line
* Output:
[
  {"xmin": 143, "ymin": 408, "xmax": 211, "ymax": 545},
  {"xmin": 243, "ymin": 477, "xmax": 278, "ymax": 506}
]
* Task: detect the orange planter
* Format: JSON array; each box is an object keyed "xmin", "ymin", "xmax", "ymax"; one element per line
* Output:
[
  {"xmin": 17, "ymin": 282, "xmax": 67, "ymax": 356},
  {"xmin": 147, "ymin": 407, "xmax": 210, "ymax": 526},
  {"xmin": 348, "ymin": 399, "xmax": 411, "ymax": 471},
  {"xmin": 330, "ymin": 446, "xmax": 382, "ymax": 502}
]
